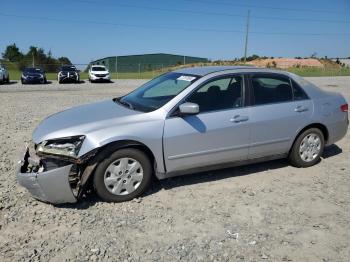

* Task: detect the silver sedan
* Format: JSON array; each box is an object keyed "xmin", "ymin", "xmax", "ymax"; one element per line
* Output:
[{"xmin": 17, "ymin": 66, "xmax": 348, "ymax": 204}]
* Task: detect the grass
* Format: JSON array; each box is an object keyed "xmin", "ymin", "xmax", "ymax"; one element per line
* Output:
[{"xmin": 286, "ymin": 67, "xmax": 350, "ymax": 77}]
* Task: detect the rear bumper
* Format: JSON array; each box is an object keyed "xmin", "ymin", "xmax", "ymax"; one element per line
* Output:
[
  {"xmin": 16, "ymin": 149, "xmax": 77, "ymax": 204},
  {"xmin": 326, "ymin": 116, "xmax": 349, "ymax": 145}
]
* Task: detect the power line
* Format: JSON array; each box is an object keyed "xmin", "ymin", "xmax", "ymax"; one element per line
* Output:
[
  {"xmin": 1, "ymin": 12, "xmax": 349, "ymax": 36},
  {"xmin": 0, "ymin": 13, "xmax": 240, "ymax": 33},
  {"xmin": 68, "ymin": 0, "xmax": 350, "ymax": 24},
  {"xmin": 181, "ymin": 0, "xmax": 349, "ymax": 15},
  {"xmin": 71, "ymin": 0, "xmax": 245, "ymax": 19}
]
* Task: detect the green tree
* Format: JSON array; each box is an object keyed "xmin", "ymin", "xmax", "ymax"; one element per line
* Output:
[
  {"xmin": 57, "ymin": 57, "xmax": 72, "ymax": 65},
  {"xmin": 2, "ymin": 43, "xmax": 23, "ymax": 62}
]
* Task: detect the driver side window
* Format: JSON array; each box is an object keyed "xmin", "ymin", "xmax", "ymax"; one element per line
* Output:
[{"xmin": 186, "ymin": 75, "xmax": 243, "ymax": 113}]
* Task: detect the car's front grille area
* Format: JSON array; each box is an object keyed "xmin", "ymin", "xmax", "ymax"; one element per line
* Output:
[
  {"xmin": 95, "ymin": 74, "xmax": 106, "ymax": 77},
  {"xmin": 27, "ymin": 75, "xmax": 41, "ymax": 79}
]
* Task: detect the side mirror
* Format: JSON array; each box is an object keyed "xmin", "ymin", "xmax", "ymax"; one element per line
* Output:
[{"xmin": 179, "ymin": 102, "xmax": 199, "ymax": 115}]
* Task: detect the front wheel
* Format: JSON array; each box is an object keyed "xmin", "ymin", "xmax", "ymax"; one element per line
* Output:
[
  {"xmin": 289, "ymin": 128, "xmax": 324, "ymax": 168},
  {"xmin": 93, "ymin": 148, "xmax": 152, "ymax": 202}
]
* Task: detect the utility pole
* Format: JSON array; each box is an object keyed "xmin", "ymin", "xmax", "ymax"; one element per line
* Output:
[
  {"xmin": 115, "ymin": 56, "xmax": 118, "ymax": 80},
  {"xmin": 243, "ymin": 10, "xmax": 250, "ymax": 64},
  {"xmin": 138, "ymin": 63, "xmax": 141, "ymax": 79},
  {"xmin": 32, "ymin": 52, "xmax": 35, "ymax": 67}
]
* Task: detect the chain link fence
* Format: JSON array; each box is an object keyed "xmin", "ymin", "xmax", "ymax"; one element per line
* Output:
[{"xmin": 2, "ymin": 59, "xmax": 350, "ymax": 79}]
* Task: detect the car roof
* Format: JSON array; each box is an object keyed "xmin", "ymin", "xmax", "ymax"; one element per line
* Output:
[
  {"xmin": 174, "ymin": 66, "xmax": 257, "ymax": 76},
  {"xmin": 174, "ymin": 66, "xmax": 291, "ymax": 76}
]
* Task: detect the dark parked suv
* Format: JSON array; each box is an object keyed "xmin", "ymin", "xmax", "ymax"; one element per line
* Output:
[
  {"xmin": 21, "ymin": 68, "xmax": 47, "ymax": 84},
  {"xmin": 58, "ymin": 65, "xmax": 80, "ymax": 83}
]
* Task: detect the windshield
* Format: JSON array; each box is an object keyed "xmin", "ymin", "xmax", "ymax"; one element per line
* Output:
[
  {"xmin": 91, "ymin": 66, "xmax": 106, "ymax": 71},
  {"xmin": 61, "ymin": 65, "xmax": 76, "ymax": 71},
  {"xmin": 24, "ymin": 68, "xmax": 43, "ymax": 73},
  {"xmin": 117, "ymin": 72, "xmax": 199, "ymax": 112}
]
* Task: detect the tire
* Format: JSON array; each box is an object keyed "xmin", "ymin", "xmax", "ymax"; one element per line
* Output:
[
  {"xmin": 6, "ymin": 76, "xmax": 9, "ymax": 83},
  {"xmin": 93, "ymin": 148, "xmax": 153, "ymax": 202},
  {"xmin": 288, "ymin": 128, "xmax": 324, "ymax": 168}
]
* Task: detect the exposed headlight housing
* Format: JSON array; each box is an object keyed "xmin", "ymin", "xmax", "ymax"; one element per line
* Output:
[{"xmin": 36, "ymin": 136, "xmax": 85, "ymax": 158}]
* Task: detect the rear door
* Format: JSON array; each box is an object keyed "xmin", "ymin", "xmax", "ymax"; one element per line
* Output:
[
  {"xmin": 163, "ymin": 74, "xmax": 251, "ymax": 173},
  {"xmin": 247, "ymin": 73, "xmax": 313, "ymax": 159}
]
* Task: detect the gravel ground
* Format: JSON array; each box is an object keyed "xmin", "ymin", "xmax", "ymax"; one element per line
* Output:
[{"xmin": 0, "ymin": 77, "xmax": 349, "ymax": 262}]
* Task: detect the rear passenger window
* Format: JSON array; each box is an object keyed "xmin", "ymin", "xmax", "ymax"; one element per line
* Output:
[
  {"xmin": 291, "ymin": 80, "xmax": 308, "ymax": 100},
  {"xmin": 187, "ymin": 76, "xmax": 243, "ymax": 113},
  {"xmin": 252, "ymin": 75, "xmax": 293, "ymax": 105}
]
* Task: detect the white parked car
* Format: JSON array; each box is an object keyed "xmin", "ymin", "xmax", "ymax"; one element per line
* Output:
[
  {"xmin": 88, "ymin": 65, "xmax": 110, "ymax": 82},
  {"xmin": 0, "ymin": 65, "xmax": 10, "ymax": 84}
]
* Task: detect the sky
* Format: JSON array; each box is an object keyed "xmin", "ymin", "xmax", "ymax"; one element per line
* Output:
[{"xmin": 1, "ymin": 0, "xmax": 350, "ymax": 65}]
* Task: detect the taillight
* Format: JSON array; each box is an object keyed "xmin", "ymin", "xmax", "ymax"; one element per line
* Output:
[{"xmin": 341, "ymin": 104, "xmax": 348, "ymax": 112}]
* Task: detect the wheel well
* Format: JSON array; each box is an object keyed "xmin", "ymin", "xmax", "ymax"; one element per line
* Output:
[
  {"xmin": 95, "ymin": 140, "xmax": 156, "ymax": 169},
  {"xmin": 288, "ymin": 123, "xmax": 328, "ymax": 156},
  {"xmin": 299, "ymin": 123, "xmax": 329, "ymax": 142},
  {"xmin": 79, "ymin": 140, "xmax": 157, "ymax": 192}
]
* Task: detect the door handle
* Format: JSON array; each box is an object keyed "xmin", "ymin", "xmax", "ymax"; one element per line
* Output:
[
  {"xmin": 294, "ymin": 105, "xmax": 309, "ymax": 113},
  {"xmin": 230, "ymin": 115, "xmax": 249, "ymax": 123}
]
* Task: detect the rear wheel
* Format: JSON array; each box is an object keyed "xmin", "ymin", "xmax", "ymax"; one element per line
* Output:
[
  {"xmin": 289, "ymin": 128, "xmax": 324, "ymax": 167},
  {"xmin": 93, "ymin": 148, "xmax": 152, "ymax": 202}
]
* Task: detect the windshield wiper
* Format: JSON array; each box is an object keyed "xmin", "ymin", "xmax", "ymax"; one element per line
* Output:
[{"xmin": 115, "ymin": 98, "xmax": 134, "ymax": 110}]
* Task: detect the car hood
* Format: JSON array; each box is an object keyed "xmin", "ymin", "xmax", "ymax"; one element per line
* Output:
[
  {"xmin": 24, "ymin": 73, "xmax": 43, "ymax": 77},
  {"xmin": 32, "ymin": 99, "xmax": 141, "ymax": 143},
  {"xmin": 60, "ymin": 70, "xmax": 77, "ymax": 73}
]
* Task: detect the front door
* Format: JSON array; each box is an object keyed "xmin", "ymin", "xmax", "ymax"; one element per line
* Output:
[{"xmin": 163, "ymin": 75, "xmax": 251, "ymax": 173}]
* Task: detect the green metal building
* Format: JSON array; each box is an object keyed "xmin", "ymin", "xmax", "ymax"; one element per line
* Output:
[{"xmin": 90, "ymin": 53, "xmax": 208, "ymax": 72}]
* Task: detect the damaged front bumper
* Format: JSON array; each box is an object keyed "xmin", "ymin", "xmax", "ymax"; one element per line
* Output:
[{"xmin": 17, "ymin": 147, "xmax": 77, "ymax": 204}]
